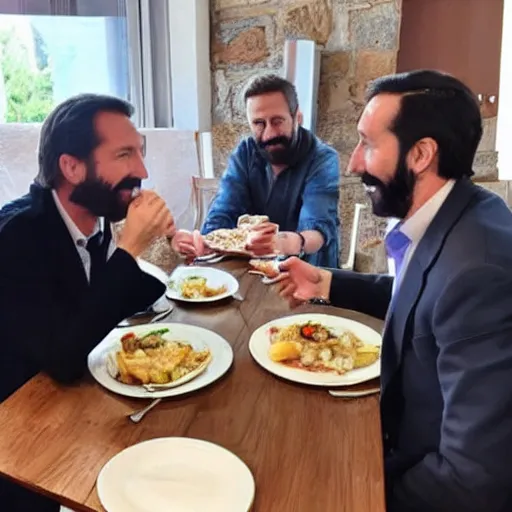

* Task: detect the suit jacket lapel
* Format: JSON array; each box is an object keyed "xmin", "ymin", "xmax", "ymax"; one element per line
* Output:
[
  {"xmin": 381, "ymin": 179, "xmax": 480, "ymax": 393},
  {"xmin": 30, "ymin": 185, "xmax": 89, "ymax": 296}
]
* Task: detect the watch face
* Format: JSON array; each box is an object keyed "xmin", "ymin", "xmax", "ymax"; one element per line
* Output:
[{"xmin": 308, "ymin": 297, "xmax": 331, "ymax": 306}]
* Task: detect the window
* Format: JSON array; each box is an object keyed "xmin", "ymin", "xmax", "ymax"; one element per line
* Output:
[{"xmin": 0, "ymin": 0, "xmax": 172, "ymax": 128}]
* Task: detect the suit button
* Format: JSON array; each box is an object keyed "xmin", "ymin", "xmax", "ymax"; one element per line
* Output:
[{"xmin": 384, "ymin": 432, "xmax": 389, "ymax": 441}]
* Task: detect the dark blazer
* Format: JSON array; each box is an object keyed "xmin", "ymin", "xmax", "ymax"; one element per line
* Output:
[
  {"xmin": 0, "ymin": 184, "xmax": 166, "ymax": 509},
  {"xmin": 328, "ymin": 179, "xmax": 512, "ymax": 511},
  {"xmin": 0, "ymin": 184, "xmax": 166, "ymax": 400}
]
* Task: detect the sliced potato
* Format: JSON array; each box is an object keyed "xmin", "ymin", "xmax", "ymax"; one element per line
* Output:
[
  {"xmin": 354, "ymin": 351, "xmax": 380, "ymax": 369},
  {"xmin": 269, "ymin": 341, "xmax": 302, "ymax": 362},
  {"xmin": 356, "ymin": 344, "xmax": 380, "ymax": 353}
]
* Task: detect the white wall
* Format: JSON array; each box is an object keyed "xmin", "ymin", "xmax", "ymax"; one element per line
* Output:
[
  {"xmin": 497, "ymin": 0, "xmax": 512, "ymax": 179},
  {"xmin": 0, "ymin": 125, "xmax": 199, "ymax": 231}
]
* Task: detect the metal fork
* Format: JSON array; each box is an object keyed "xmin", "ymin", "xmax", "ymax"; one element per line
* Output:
[
  {"xmin": 328, "ymin": 387, "xmax": 380, "ymax": 398},
  {"xmin": 129, "ymin": 398, "xmax": 162, "ymax": 423}
]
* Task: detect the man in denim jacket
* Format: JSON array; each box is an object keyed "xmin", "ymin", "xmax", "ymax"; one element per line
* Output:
[{"xmin": 173, "ymin": 74, "xmax": 340, "ymax": 267}]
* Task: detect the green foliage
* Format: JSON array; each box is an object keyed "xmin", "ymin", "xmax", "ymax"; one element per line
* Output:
[{"xmin": 0, "ymin": 25, "xmax": 54, "ymax": 122}]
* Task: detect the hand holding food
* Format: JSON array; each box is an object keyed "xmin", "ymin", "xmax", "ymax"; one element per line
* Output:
[
  {"xmin": 118, "ymin": 190, "xmax": 175, "ymax": 258},
  {"xmin": 245, "ymin": 222, "xmax": 278, "ymax": 256},
  {"xmin": 171, "ymin": 229, "xmax": 211, "ymax": 259}
]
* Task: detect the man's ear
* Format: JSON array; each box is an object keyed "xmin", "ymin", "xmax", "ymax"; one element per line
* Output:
[
  {"xmin": 296, "ymin": 110, "xmax": 303, "ymax": 126},
  {"xmin": 407, "ymin": 137, "xmax": 438, "ymax": 176},
  {"xmin": 58, "ymin": 154, "xmax": 86, "ymax": 185}
]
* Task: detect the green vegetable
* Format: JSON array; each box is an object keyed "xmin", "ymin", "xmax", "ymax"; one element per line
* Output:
[{"xmin": 141, "ymin": 328, "xmax": 170, "ymax": 340}]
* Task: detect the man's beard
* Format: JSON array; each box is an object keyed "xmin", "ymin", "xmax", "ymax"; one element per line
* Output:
[
  {"xmin": 361, "ymin": 153, "xmax": 416, "ymax": 219},
  {"xmin": 256, "ymin": 130, "xmax": 298, "ymax": 166},
  {"xmin": 69, "ymin": 163, "xmax": 141, "ymax": 222}
]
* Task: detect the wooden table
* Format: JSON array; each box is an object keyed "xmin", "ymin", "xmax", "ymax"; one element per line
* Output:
[{"xmin": 0, "ymin": 261, "xmax": 386, "ymax": 512}]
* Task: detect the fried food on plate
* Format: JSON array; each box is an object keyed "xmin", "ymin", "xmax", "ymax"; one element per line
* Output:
[{"xmin": 107, "ymin": 328, "xmax": 211, "ymax": 387}]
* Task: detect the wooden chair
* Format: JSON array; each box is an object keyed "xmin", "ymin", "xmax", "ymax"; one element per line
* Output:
[{"xmin": 192, "ymin": 176, "xmax": 220, "ymax": 231}]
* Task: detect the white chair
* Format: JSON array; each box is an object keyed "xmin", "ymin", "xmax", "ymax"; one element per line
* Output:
[
  {"xmin": 341, "ymin": 203, "xmax": 367, "ymax": 271},
  {"xmin": 191, "ymin": 176, "xmax": 220, "ymax": 231}
]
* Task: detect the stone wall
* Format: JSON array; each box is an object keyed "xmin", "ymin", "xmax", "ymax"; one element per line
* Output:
[
  {"xmin": 211, "ymin": 0, "xmax": 403, "ymax": 265},
  {"xmin": 209, "ymin": 0, "xmax": 508, "ymax": 270}
]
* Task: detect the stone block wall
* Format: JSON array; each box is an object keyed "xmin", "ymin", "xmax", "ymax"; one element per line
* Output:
[
  {"xmin": 210, "ymin": 0, "xmax": 508, "ymax": 268},
  {"xmin": 211, "ymin": 0, "xmax": 402, "ymax": 264}
]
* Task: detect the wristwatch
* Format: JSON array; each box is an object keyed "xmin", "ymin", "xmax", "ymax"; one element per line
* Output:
[
  {"xmin": 297, "ymin": 232, "xmax": 306, "ymax": 258},
  {"xmin": 308, "ymin": 297, "xmax": 331, "ymax": 306}
]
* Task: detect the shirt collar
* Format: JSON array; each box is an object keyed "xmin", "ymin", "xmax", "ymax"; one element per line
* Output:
[
  {"xmin": 399, "ymin": 179, "xmax": 455, "ymax": 246},
  {"xmin": 51, "ymin": 189, "xmax": 103, "ymax": 247}
]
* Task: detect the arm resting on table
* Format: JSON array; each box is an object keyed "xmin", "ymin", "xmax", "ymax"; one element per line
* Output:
[{"xmin": 1, "ymin": 240, "xmax": 165, "ymax": 389}]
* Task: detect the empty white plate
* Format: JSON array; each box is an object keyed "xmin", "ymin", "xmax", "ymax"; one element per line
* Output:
[{"xmin": 97, "ymin": 437, "xmax": 255, "ymax": 512}]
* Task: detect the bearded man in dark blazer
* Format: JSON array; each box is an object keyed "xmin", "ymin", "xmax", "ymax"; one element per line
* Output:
[
  {"xmin": 277, "ymin": 70, "xmax": 512, "ymax": 512},
  {"xmin": 0, "ymin": 94, "xmax": 176, "ymax": 511}
]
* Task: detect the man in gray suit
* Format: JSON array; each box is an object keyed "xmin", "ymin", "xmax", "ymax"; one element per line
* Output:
[{"xmin": 277, "ymin": 70, "xmax": 512, "ymax": 511}]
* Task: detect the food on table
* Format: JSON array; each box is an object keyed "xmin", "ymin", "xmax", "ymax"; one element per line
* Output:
[
  {"xmin": 173, "ymin": 275, "xmax": 227, "ymax": 299},
  {"xmin": 203, "ymin": 214, "xmax": 269, "ymax": 254},
  {"xmin": 237, "ymin": 214, "xmax": 269, "ymax": 228},
  {"xmin": 248, "ymin": 259, "xmax": 280, "ymax": 278},
  {"xmin": 108, "ymin": 328, "xmax": 211, "ymax": 386},
  {"xmin": 267, "ymin": 322, "xmax": 380, "ymax": 374}
]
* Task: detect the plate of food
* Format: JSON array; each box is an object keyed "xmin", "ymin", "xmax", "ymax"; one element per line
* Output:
[
  {"xmin": 88, "ymin": 323, "xmax": 234, "ymax": 398},
  {"xmin": 166, "ymin": 266, "xmax": 239, "ymax": 303},
  {"xmin": 97, "ymin": 437, "xmax": 255, "ymax": 512},
  {"xmin": 249, "ymin": 313, "xmax": 382, "ymax": 386},
  {"xmin": 203, "ymin": 214, "xmax": 272, "ymax": 256}
]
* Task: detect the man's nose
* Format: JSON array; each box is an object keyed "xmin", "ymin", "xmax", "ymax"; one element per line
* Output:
[
  {"xmin": 347, "ymin": 144, "xmax": 364, "ymax": 176},
  {"xmin": 262, "ymin": 123, "xmax": 279, "ymax": 142},
  {"xmin": 134, "ymin": 151, "xmax": 149, "ymax": 179}
]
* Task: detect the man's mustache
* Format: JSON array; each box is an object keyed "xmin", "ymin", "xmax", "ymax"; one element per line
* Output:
[
  {"xmin": 113, "ymin": 177, "xmax": 142, "ymax": 192},
  {"xmin": 259, "ymin": 136, "xmax": 291, "ymax": 149},
  {"xmin": 361, "ymin": 171, "xmax": 385, "ymax": 188}
]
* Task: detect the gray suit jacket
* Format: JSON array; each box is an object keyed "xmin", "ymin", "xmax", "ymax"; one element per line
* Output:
[{"xmin": 329, "ymin": 179, "xmax": 512, "ymax": 511}]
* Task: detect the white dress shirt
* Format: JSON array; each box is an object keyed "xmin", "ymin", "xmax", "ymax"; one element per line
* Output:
[
  {"xmin": 52, "ymin": 190, "xmax": 116, "ymax": 281},
  {"xmin": 387, "ymin": 179, "xmax": 456, "ymax": 294}
]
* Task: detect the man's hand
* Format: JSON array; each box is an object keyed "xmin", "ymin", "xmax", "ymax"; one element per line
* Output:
[
  {"xmin": 275, "ymin": 257, "xmax": 332, "ymax": 307},
  {"xmin": 246, "ymin": 222, "xmax": 278, "ymax": 256},
  {"xmin": 171, "ymin": 229, "xmax": 213, "ymax": 261},
  {"xmin": 117, "ymin": 190, "xmax": 175, "ymax": 258}
]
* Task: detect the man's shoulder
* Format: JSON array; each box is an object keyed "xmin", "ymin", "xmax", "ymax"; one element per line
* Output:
[
  {"xmin": 443, "ymin": 184, "xmax": 512, "ymax": 265},
  {"xmin": 312, "ymin": 136, "xmax": 338, "ymax": 158},
  {"xmin": 231, "ymin": 136, "xmax": 258, "ymax": 158},
  {"xmin": 308, "ymin": 136, "xmax": 339, "ymax": 171},
  {"xmin": 0, "ymin": 191, "xmax": 44, "ymax": 245}
]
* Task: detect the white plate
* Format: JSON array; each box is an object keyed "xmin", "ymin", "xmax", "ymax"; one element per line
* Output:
[
  {"xmin": 165, "ymin": 266, "xmax": 239, "ymax": 303},
  {"xmin": 97, "ymin": 437, "xmax": 255, "ymax": 512},
  {"xmin": 88, "ymin": 323, "xmax": 233, "ymax": 398},
  {"xmin": 249, "ymin": 313, "xmax": 382, "ymax": 387},
  {"xmin": 137, "ymin": 259, "xmax": 169, "ymax": 285}
]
